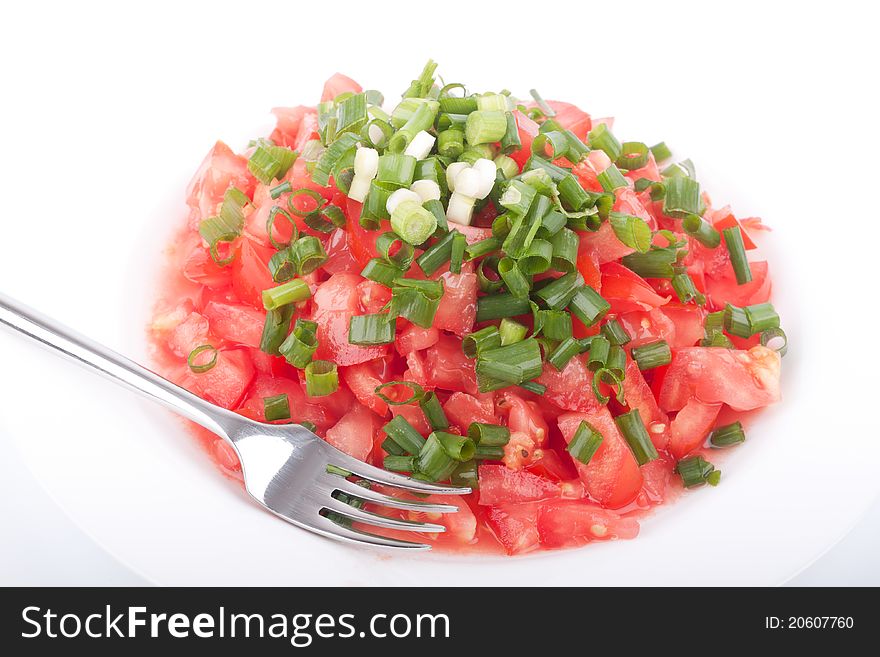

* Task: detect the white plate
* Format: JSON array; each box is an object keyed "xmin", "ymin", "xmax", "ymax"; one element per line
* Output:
[{"xmin": 1, "ymin": 1, "xmax": 878, "ymax": 586}]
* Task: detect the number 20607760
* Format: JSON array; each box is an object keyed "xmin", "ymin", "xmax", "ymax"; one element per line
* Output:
[{"xmin": 765, "ymin": 617, "xmax": 854, "ymax": 630}]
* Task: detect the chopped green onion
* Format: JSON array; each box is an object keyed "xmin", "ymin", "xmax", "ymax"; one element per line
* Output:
[
  {"xmin": 465, "ymin": 236, "xmax": 502, "ymax": 260},
  {"xmin": 592, "ymin": 367, "xmax": 625, "ymax": 405},
  {"xmin": 438, "ymin": 127, "xmax": 465, "ymax": 158},
  {"xmin": 336, "ymin": 92, "xmax": 368, "ymax": 135},
  {"xmin": 621, "ymin": 248, "xmax": 678, "ymax": 278},
  {"xmin": 391, "ymin": 201, "xmax": 437, "ymax": 246},
  {"xmin": 587, "ymin": 335, "xmax": 610, "ymax": 371},
  {"xmin": 650, "ymin": 142, "xmax": 672, "ymax": 162},
  {"xmin": 615, "ymin": 409, "xmax": 659, "ymax": 466},
  {"xmin": 313, "ymin": 133, "xmax": 360, "ymax": 186},
  {"xmin": 467, "ymin": 422, "xmax": 511, "ymax": 446},
  {"xmin": 532, "ymin": 130, "xmax": 571, "ymax": 160},
  {"xmin": 290, "ymin": 236, "xmax": 328, "ymax": 275},
  {"xmin": 533, "ymin": 272, "xmax": 583, "ymax": 310},
  {"xmin": 376, "ymin": 153, "xmax": 417, "ymax": 187},
  {"xmin": 419, "ymin": 391, "xmax": 449, "ymax": 431},
  {"xmin": 518, "ymin": 239, "xmax": 553, "ymax": 275},
  {"xmin": 632, "ymin": 340, "xmax": 672, "ymax": 370},
  {"xmin": 475, "ymin": 338, "xmax": 544, "ymax": 392},
  {"xmin": 723, "ymin": 303, "xmax": 752, "ymax": 338},
  {"xmin": 374, "ymin": 381, "xmax": 424, "ymax": 406},
  {"xmin": 198, "ymin": 188, "xmax": 248, "ymax": 265},
  {"xmin": 601, "ymin": 319, "xmax": 631, "ymax": 346},
  {"xmin": 476, "ymin": 292, "xmax": 531, "ymax": 322},
  {"xmin": 518, "ymin": 381, "xmax": 547, "ymax": 395},
  {"xmin": 476, "ymin": 255, "xmax": 504, "ymax": 293},
  {"xmin": 389, "ymin": 101, "xmax": 438, "ymax": 153},
  {"xmin": 268, "ymin": 247, "xmax": 296, "ymax": 283},
  {"xmin": 382, "ymin": 415, "xmax": 426, "ymax": 456},
  {"xmin": 745, "ymin": 302, "xmax": 780, "ymax": 333},
  {"xmin": 259, "ymin": 305, "xmax": 294, "ymax": 356},
  {"xmin": 187, "ymin": 344, "xmax": 218, "ymax": 373},
  {"xmin": 587, "ymin": 123, "xmax": 622, "ymax": 161},
  {"xmin": 270, "ymin": 181, "xmax": 292, "ymax": 200},
  {"xmin": 528, "ymin": 89, "xmax": 555, "ymax": 117},
  {"xmin": 682, "ymin": 214, "xmax": 721, "ymax": 248},
  {"xmin": 722, "ymin": 226, "xmax": 752, "ymax": 285},
  {"xmin": 710, "ymin": 422, "xmax": 746, "ymax": 448},
  {"xmin": 465, "ymin": 110, "xmax": 508, "ymax": 145},
  {"xmin": 675, "ymin": 455, "xmax": 718, "ymax": 488},
  {"xmin": 248, "ymin": 138, "xmax": 297, "ymax": 184},
  {"xmin": 616, "ymin": 142, "xmax": 649, "ymax": 170},
  {"xmin": 423, "ymin": 198, "xmax": 449, "ymax": 235},
  {"xmin": 568, "ymin": 285, "xmax": 610, "ymax": 326},
  {"xmin": 662, "ymin": 158, "xmax": 696, "ymax": 179},
  {"xmin": 539, "ymin": 310, "xmax": 573, "ymax": 341},
  {"xmin": 499, "ymin": 318, "xmax": 528, "ymax": 345},
  {"xmin": 435, "ymin": 432, "xmax": 476, "ymax": 461},
  {"xmin": 474, "ymin": 444, "xmax": 505, "ymax": 460},
  {"xmin": 598, "ymin": 165, "xmax": 628, "ymax": 192},
  {"xmin": 376, "ymin": 232, "xmax": 415, "ymax": 269},
  {"xmin": 663, "ymin": 177, "xmax": 702, "ymax": 218},
  {"xmin": 402, "ymin": 60, "xmax": 438, "ymax": 99},
  {"xmin": 390, "ymin": 278, "xmax": 444, "ymax": 328},
  {"xmin": 451, "ymin": 461, "xmax": 479, "ymax": 488},
  {"xmin": 348, "ymin": 313, "xmax": 396, "ymax": 345},
  {"xmin": 671, "ymin": 269, "xmax": 704, "ymax": 305},
  {"xmin": 548, "ymin": 337, "xmax": 582, "ymax": 371},
  {"xmin": 498, "ymin": 257, "xmax": 531, "ymax": 299},
  {"xmin": 279, "ymin": 318, "xmax": 318, "ymax": 368},
  {"xmin": 605, "ymin": 345, "xmax": 627, "ymax": 379},
  {"xmin": 417, "ymin": 433, "xmax": 458, "ymax": 481},
  {"xmin": 263, "ymin": 394, "xmax": 291, "ymax": 422},
  {"xmin": 760, "ymin": 327, "xmax": 788, "ymax": 357},
  {"xmin": 499, "ymin": 180, "xmax": 537, "ymax": 216},
  {"xmin": 416, "ymin": 231, "xmax": 455, "ymax": 276},
  {"xmin": 566, "ymin": 420, "xmax": 604, "ymax": 465},
  {"xmin": 266, "ymin": 206, "xmax": 299, "ymax": 250},
  {"xmin": 383, "ymin": 455, "xmax": 417, "ymax": 473},
  {"xmin": 305, "ymin": 203, "xmax": 346, "ymax": 233},
  {"xmin": 539, "ymin": 209, "xmax": 567, "ymax": 238},
  {"xmin": 361, "ymin": 258, "xmax": 406, "ymax": 287},
  {"xmin": 495, "ymin": 154, "xmax": 519, "ymax": 179},
  {"xmin": 500, "ymin": 112, "xmax": 522, "ymax": 155},
  {"xmin": 609, "ymin": 212, "xmax": 652, "ymax": 253},
  {"xmin": 463, "ymin": 326, "xmax": 503, "ymax": 358},
  {"xmin": 549, "ymin": 228, "xmax": 579, "ymax": 273},
  {"xmin": 262, "ymin": 278, "xmax": 311, "ymax": 311},
  {"xmin": 304, "ymin": 360, "xmax": 339, "ymax": 397}
]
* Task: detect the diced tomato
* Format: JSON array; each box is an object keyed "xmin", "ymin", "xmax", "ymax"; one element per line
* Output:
[
  {"xmin": 638, "ymin": 455, "xmax": 672, "ymax": 506},
  {"xmin": 705, "ymin": 261, "xmax": 771, "ymax": 309},
  {"xmin": 503, "ymin": 431, "xmax": 540, "ymax": 470},
  {"xmin": 322, "ymin": 225, "xmax": 363, "ymax": 275},
  {"xmin": 340, "ymin": 362, "xmax": 389, "ymax": 417},
  {"xmin": 579, "ymin": 221, "xmax": 635, "ymax": 264},
  {"xmin": 621, "ymin": 359, "xmax": 669, "ymax": 449},
  {"xmin": 395, "ymin": 323, "xmax": 440, "ymax": 354},
  {"xmin": 313, "ymin": 273, "xmax": 389, "ymax": 366},
  {"xmin": 232, "ymin": 237, "xmax": 276, "ymax": 309},
  {"xmin": 537, "ymin": 358, "xmax": 601, "ymax": 413},
  {"xmin": 532, "ymin": 100, "xmax": 592, "ymax": 140},
  {"xmin": 248, "ymin": 349, "xmax": 288, "ymax": 377},
  {"xmin": 443, "ymin": 392, "xmax": 495, "ymax": 430},
  {"xmin": 576, "ymin": 248, "xmax": 602, "ymax": 291},
  {"xmin": 661, "ymin": 306, "xmax": 706, "ymax": 349},
  {"xmin": 658, "ymin": 345, "xmax": 782, "ymax": 412},
  {"xmin": 601, "ymin": 262, "xmax": 670, "ymax": 314},
  {"xmin": 526, "ymin": 448, "xmax": 579, "ymax": 481},
  {"xmin": 387, "ymin": 493, "xmax": 476, "ymax": 545},
  {"xmin": 324, "ymin": 403, "xmax": 381, "ymax": 461},
  {"xmin": 478, "ymin": 465, "xmax": 562, "ymax": 505},
  {"xmin": 450, "ymin": 223, "xmax": 493, "ymax": 245},
  {"xmin": 558, "ymin": 408, "xmax": 643, "ymax": 509},
  {"xmin": 320, "ymin": 73, "xmax": 362, "ymax": 103},
  {"xmin": 508, "ymin": 110, "xmax": 539, "ymax": 168},
  {"xmin": 614, "ymin": 187, "xmax": 654, "ymax": 229},
  {"xmin": 486, "ymin": 502, "xmax": 541, "ymax": 555},
  {"xmin": 240, "ymin": 374, "xmax": 332, "ymax": 429},
  {"xmin": 355, "ymin": 279, "xmax": 393, "ymax": 314},
  {"xmin": 669, "ymin": 397, "xmax": 722, "ymax": 458},
  {"xmin": 182, "ymin": 240, "xmax": 231, "ymax": 289},
  {"xmin": 708, "ymin": 207, "xmax": 758, "ymax": 249},
  {"xmin": 202, "ymin": 301, "xmax": 265, "ymax": 349},
  {"xmin": 269, "ymin": 105, "xmax": 313, "ymax": 150},
  {"xmin": 433, "ymin": 268, "xmax": 477, "ymax": 336},
  {"xmin": 186, "ymin": 348, "xmax": 255, "ymax": 410},
  {"xmin": 502, "ymin": 393, "xmax": 550, "ymax": 447},
  {"xmin": 618, "ymin": 308, "xmax": 677, "ymax": 348},
  {"xmin": 389, "ymin": 403, "xmax": 431, "ymax": 437},
  {"xmin": 624, "ymin": 153, "xmax": 662, "ymax": 183},
  {"xmin": 160, "ymin": 309, "xmax": 211, "ymax": 358},
  {"xmin": 186, "ymin": 141, "xmax": 254, "ymax": 225},
  {"xmin": 536, "ymin": 500, "xmax": 639, "ymax": 548},
  {"xmin": 423, "ymin": 335, "xmax": 478, "ymax": 394}
]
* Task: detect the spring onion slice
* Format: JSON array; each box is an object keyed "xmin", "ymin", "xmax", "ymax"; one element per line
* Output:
[
  {"xmin": 723, "ymin": 304, "xmax": 752, "ymax": 338},
  {"xmin": 290, "ymin": 236, "xmax": 328, "ymax": 275},
  {"xmin": 383, "ymin": 455, "xmax": 417, "ymax": 473},
  {"xmin": 587, "ymin": 123, "xmax": 622, "ymax": 161},
  {"xmin": 475, "ymin": 338, "xmax": 543, "ymax": 392},
  {"xmin": 601, "ymin": 319, "xmax": 631, "ymax": 346},
  {"xmin": 419, "ymin": 391, "xmax": 449, "ymax": 431},
  {"xmin": 539, "ymin": 310, "xmax": 573, "ymax": 341},
  {"xmin": 549, "ymin": 228, "xmax": 579, "ymax": 273},
  {"xmin": 304, "ymin": 360, "xmax": 339, "ymax": 397},
  {"xmin": 548, "ymin": 337, "xmax": 582, "ymax": 371},
  {"xmin": 533, "ymin": 272, "xmax": 584, "ymax": 310},
  {"xmin": 605, "ymin": 345, "xmax": 627, "ymax": 380},
  {"xmin": 266, "ymin": 206, "xmax": 299, "ymax": 250},
  {"xmin": 474, "ymin": 444, "xmax": 505, "ymax": 460},
  {"xmin": 248, "ymin": 138, "xmax": 297, "ymax": 185},
  {"xmin": 710, "ymin": 421, "xmax": 746, "ymax": 448},
  {"xmin": 279, "ymin": 318, "xmax": 318, "ymax": 368},
  {"xmin": 621, "ymin": 248, "xmax": 678, "ymax": 279},
  {"xmin": 449, "ymin": 231, "xmax": 467, "ymax": 275},
  {"xmin": 663, "ymin": 177, "xmax": 702, "ymax": 217},
  {"xmin": 262, "ymin": 278, "xmax": 311, "ymax": 311},
  {"xmin": 467, "ymin": 422, "xmax": 511, "ymax": 447},
  {"xmin": 270, "ymin": 181, "xmax": 292, "ymax": 200},
  {"xmin": 567, "ymin": 420, "xmax": 604, "ymax": 465},
  {"xmin": 391, "ymin": 201, "xmax": 437, "ymax": 246},
  {"xmin": 287, "ymin": 189, "xmax": 325, "ymax": 218},
  {"xmin": 466, "ymin": 236, "xmax": 502, "ymax": 261},
  {"xmin": 348, "ymin": 313, "xmax": 396, "ymax": 345},
  {"xmin": 587, "ymin": 336, "xmax": 611, "ymax": 371},
  {"xmin": 616, "ymin": 142, "xmax": 649, "ymax": 170},
  {"xmin": 361, "ymin": 258, "xmax": 406, "ymax": 287},
  {"xmin": 497, "ymin": 257, "xmax": 531, "ymax": 299},
  {"xmin": 451, "ymin": 461, "xmax": 480, "ymax": 488},
  {"xmin": 476, "ymin": 293, "xmax": 532, "ymax": 322},
  {"xmin": 615, "ymin": 409, "xmax": 659, "ymax": 466},
  {"xmin": 435, "ymin": 432, "xmax": 477, "ymax": 462},
  {"xmin": 632, "ymin": 340, "xmax": 672, "ymax": 370},
  {"xmin": 518, "ymin": 381, "xmax": 547, "ymax": 395},
  {"xmin": 312, "ymin": 132, "xmax": 360, "ymax": 186},
  {"xmin": 500, "ymin": 112, "xmax": 522, "ymax": 155},
  {"xmin": 260, "ymin": 305, "xmax": 294, "ymax": 356},
  {"xmin": 760, "ymin": 327, "xmax": 788, "ymax": 357},
  {"xmin": 376, "ymin": 232, "xmax": 415, "ymax": 269},
  {"xmin": 568, "ymin": 285, "xmax": 611, "ymax": 327},
  {"xmin": 682, "ymin": 214, "xmax": 721, "ymax": 248},
  {"xmin": 463, "ymin": 326, "xmax": 503, "ymax": 358},
  {"xmin": 597, "ymin": 165, "xmax": 628, "ymax": 192},
  {"xmin": 676, "ymin": 455, "xmax": 719, "ymax": 488},
  {"xmin": 499, "ymin": 318, "xmax": 528, "ymax": 345},
  {"xmin": 476, "ymin": 255, "xmax": 504, "ymax": 293},
  {"xmin": 374, "ymin": 381, "xmax": 424, "ymax": 406},
  {"xmin": 609, "ymin": 212, "xmax": 652, "ymax": 253},
  {"xmin": 671, "ymin": 269, "xmax": 705, "ymax": 305},
  {"xmin": 722, "ymin": 226, "xmax": 752, "ymax": 285},
  {"xmin": 187, "ymin": 345, "xmax": 218, "ymax": 373},
  {"xmin": 389, "ymin": 278, "xmax": 444, "ymax": 328},
  {"xmin": 416, "ymin": 231, "xmax": 455, "ymax": 276},
  {"xmin": 528, "ymin": 89, "xmax": 556, "ymax": 117},
  {"xmin": 263, "ymin": 394, "xmax": 291, "ymax": 422},
  {"xmin": 650, "ymin": 142, "xmax": 672, "ymax": 162},
  {"xmin": 416, "ymin": 434, "xmax": 458, "ymax": 482},
  {"xmin": 592, "ymin": 367, "xmax": 625, "ymax": 405},
  {"xmin": 383, "ymin": 415, "xmax": 427, "ymax": 456}
]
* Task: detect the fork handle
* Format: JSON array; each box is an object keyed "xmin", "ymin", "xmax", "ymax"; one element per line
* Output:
[{"xmin": 0, "ymin": 291, "xmax": 240, "ymax": 441}]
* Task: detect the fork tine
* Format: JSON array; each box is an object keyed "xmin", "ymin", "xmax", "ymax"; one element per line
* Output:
[
  {"xmin": 322, "ymin": 497, "xmax": 446, "ymax": 534},
  {"xmin": 326, "ymin": 452, "xmax": 472, "ymax": 495},
  {"xmin": 311, "ymin": 514, "xmax": 432, "ymax": 550},
  {"xmin": 325, "ymin": 476, "xmax": 461, "ymax": 514}
]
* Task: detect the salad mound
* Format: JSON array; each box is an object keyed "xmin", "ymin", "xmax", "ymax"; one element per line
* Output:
[{"xmin": 150, "ymin": 61, "xmax": 785, "ymax": 554}]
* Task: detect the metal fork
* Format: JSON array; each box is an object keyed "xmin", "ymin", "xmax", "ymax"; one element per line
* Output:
[{"xmin": 0, "ymin": 292, "xmax": 469, "ymax": 550}]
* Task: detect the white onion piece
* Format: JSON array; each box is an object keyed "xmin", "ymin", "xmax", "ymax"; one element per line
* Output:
[
  {"xmin": 386, "ymin": 188, "xmax": 422, "ymax": 215},
  {"xmin": 404, "ymin": 130, "xmax": 436, "ymax": 160},
  {"xmin": 354, "ymin": 147, "xmax": 379, "ymax": 178},
  {"xmin": 447, "ymin": 192, "xmax": 476, "ymax": 226},
  {"xmin": 411, "ymin": 179, "xmax": 442, "ymax": 203},
  {"xmin": 445, "ymin": 161, "xmax": 469, "ymax": 191}
]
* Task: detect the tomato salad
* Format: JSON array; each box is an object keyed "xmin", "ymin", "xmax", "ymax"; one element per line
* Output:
[{"xmin": 150, "ymin": 61, "xmax": 785, "ymax": 554}]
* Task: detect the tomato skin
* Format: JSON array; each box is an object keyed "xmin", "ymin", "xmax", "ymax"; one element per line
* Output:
[
  {"xmin": 537, "ymin": 358, "xmax": 601, "ymax": 413},
  {"xmin": 659, "ymin": 345, "xmax": 782, "ymax": 412},
  {"xmin": 486, "ymin": 502, "xmax": 541, "ymax": 555},
  {"xmin": 321, "ymin": 73, "xmax": 362, "ymax": 102},
  {"xmin": 443, "ymin": 392, "xmax": 496, "ymax": 430},
  {"xmin": 601, "ymin": 262, "xmax": 670, "ymax": 314},
  {"xmin": 618, "ymin": 308, "xmax": 677, "ymax": 348},
  {"xmin": 340, "ymin": 362, "xmax": 389, "ymax": 417},
  {"xmin": 478, "ymin": 465, "xmax": 563, "ymax": 505},
  {"xmin": 269, "ymin": 105, "xmax": 313, "ymax": 150},
  {"xmin": 423, "ymin": 335, "xmax": 478, "ymax": 394},
  {"xmin": 325, "ymin": 403, "xmax": 381, "ymax": 461},
  {"xmin": 705, "ymin": 261, "xmax": 771, "ymax": 309},
  {"xmin": 186, "ymin": 348, "xmax": 255, "ymax": 410},
  {"xmin": 669, "ymin": 397, "xmax": 722, "ymax": 458},
  {"xmin": 232, "ymin": 237, "xmax": 276, "ymax": 309},
  {"xmin": 536, "ymin": 500, "xmax": 640, "ymax": 548},
  {"xmin": 578, "ymin": 221, "xmax": 635, "ymax": 264},
  {"xmin": 202, "ymin": 301, "xmax": 265, "ymax": 349},
  {"xmin": 395, "ymin": 323, "xmax": 440, "ymax": 354},
  {"xmin": 432, "ymin": 268, "xmax": 477, "ymax": 336},
  {"xmin": 558, "ymin": 408, "xmax": 643, "ymax": 509},
  {"xmin": 661, "ymin": 306, "xmax": 706, "ymax": 349},
  {"xmin": 186, "ymin": 141, "xmax": 254, "ymax": 226}
]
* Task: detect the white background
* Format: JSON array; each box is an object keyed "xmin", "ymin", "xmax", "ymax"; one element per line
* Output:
[{"xmin": 1, "ymin": 0, "xmax": 878, "ymax": 585}]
